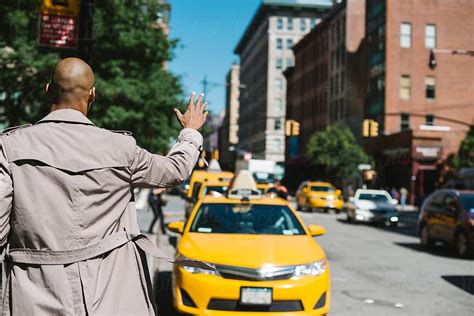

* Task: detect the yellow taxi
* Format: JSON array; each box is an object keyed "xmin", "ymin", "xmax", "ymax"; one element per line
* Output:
[
  {"xmin": 168, "ymin": 171, "xmax": 330, "ymax": 315},
  {"xmin": 296, "ymin": 181, "xmax": 343, "ymax": 213},
  {"xmin": 185, "ymin": 169, "xmax": 234, "ymax": 218}
]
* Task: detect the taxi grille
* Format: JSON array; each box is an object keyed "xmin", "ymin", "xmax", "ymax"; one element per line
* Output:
[
  {"xmin": 208, "ymin": 299, "xmax": 303, "ymax": 312},
  {"xmin": 215, "ymin": 264, "xmax": 295, "ymax": 281}
]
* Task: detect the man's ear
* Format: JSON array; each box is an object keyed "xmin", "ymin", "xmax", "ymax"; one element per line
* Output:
[{"xmin": 89, "ymin": 86, "xmax": 96, "ymax": 103}]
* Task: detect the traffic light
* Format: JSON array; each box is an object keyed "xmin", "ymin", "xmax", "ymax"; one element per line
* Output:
[
  {"xmin": 285, "ymin": 120, "xmax": 292, "ymax": 136},
  {"xmin": 370, "ymin": 120, "xmax": 379, "ymax": 137},
  {"xmin": 362, "ymin": 119, "xmax": 370, "ymax": 137},
  {"xmin": 285, "ymin": 120, "xmax": 300, "ymax": 136},
  {"xmin": 292, "ymin": 121, "xmax": 300, "ymax": 136},
  {"xmin": 363, "ymin": 119, "xmax": 379, "ymax": 137},
  {"xmin": 429, "ymin": 49, "xmax": 436, "ymax": 69}
]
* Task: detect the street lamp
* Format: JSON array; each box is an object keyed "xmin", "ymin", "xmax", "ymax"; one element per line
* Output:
[{"xmin": 429, "ymin": 48, "xmax": 474, "ymax": 70}]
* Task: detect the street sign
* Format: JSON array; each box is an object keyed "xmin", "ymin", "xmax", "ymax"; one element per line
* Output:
[{"xmin": 39, "ymin": 0, "xmax": 80, "ymax": 49}]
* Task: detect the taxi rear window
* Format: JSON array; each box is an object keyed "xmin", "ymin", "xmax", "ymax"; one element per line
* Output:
[{"xmin": 190, "ymin": 203, "xmax": 305, "ymax": 235}]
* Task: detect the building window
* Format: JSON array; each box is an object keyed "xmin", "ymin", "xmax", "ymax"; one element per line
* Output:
[
  {"xmin": 310, "ymin": 18, "xmax": 316, "ymax": 29},
  {"xmin": 425, "ymin": 24, "xmax": 436, "ymax": 48},
  {"xmin": 276, "ymin": 38, "xmax": 282, "ymax": 49},
  {"xmin": 286, "ymin": 38, "xmax": 293, "ymax": 49},
  {"xmin": 274, "ymin": 119, "xmax": 282, "ymax": 130},
  {"xmin": 425, "ymin": 114, "xmax": 435, "ymax": 126},
  {"xmin": 287, "ymin": 18, "xmax": 293, "ymax": 30},
  {"xmin": 277, "ymin": 17, "xmax": 283, "ymax": 30},
  {"xmin": 286, "ymin": 57, "xmax": 293, "ymax": 67},
  {"xmin": 400, "ymin": 22, "xmax": 411, "ymax": 48},
  {"xmin": 275, "ymin": 78, "xmax": 283, "ymax": 92},
  {"xmin": 400, "ymin": 75, "xmax": 411, "ymax": 100},
  {"xmin": 274, "ymin": 98, "xmax": 282, "ymax": 111},
  {"xmin": 276, "ymin": 58, "xmax": 282, "ymax": 70},
  {"xmin": 425, "ymin": 76, "xmax": 436, "ymax": 99},
  {"xmin": 401, "ymin": 112, "xmax": 410, "ymax": 130},
  {"xmin": 300, "ymin": 19, "xmax": 306, "ymax": 32}
]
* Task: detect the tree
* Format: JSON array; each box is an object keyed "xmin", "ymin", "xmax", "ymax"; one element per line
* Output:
[
  {"xmin": 454, "ymin": 126, "xmax": 474, "ymax": 168},
  {"xmin": 0, "ymin": 1, "xmax": 183, "ymax": 153},
  {"xmin": 306, "ymin": 124, "xmax": 370, "ymax": 179}
]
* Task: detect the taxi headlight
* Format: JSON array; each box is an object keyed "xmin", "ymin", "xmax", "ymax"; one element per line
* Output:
[
  {"xmin": 293, "ymin": 259, "xmax": 326, "ymax": 277},
  {"xmin": 182, "ymin": 265, "xmax": 220, "ymax": 275},
  {"xmin": 326, "ymin": 195, "xmax": 335, "ymax": 201},
  {"xmin": 178, "ymin": 255, "xmax": 219, "ymax": 276}
]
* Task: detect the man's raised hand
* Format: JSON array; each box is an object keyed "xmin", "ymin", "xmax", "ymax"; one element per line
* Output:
[{"xmin": 174, "ymin": 92, "xmax": 208, "ymax": 131}]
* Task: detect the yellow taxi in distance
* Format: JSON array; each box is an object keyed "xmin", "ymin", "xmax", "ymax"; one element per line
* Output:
[
  {"xmin": 296, "ymin": 181, "xmax": 343, "ymax": 213},
  {"xmin": 185, "ymin": 169, "xmax": 234, "ymax": 217},
  {"xmin": 168, "ymin": 172, "xmax": 330, "ymax": 315}
]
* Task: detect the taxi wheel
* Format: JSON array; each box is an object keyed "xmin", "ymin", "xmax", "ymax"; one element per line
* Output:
[
  {"xmin": 420, "ymin": 224, "xmax": 434, "ymax": 248},
  {"xmin": 455, "ymin": 231, "xmax": 473, "ymax": 258}
]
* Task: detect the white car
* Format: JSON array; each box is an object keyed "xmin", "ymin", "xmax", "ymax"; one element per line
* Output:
[{"xmin": 347, "ymin": 189, "xmax": 399, "ymax": 227}]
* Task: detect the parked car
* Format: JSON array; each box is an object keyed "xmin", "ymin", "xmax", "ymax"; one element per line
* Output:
[
  {"xmin": 346, "ymin": 189, "xmax": 399, "ymax": 226},
  {"xmin": 418, "ymin": 189, "xmax": 474, "ymax": 258},
  {"xmin": 296, "ymin": 181, "xmax": 344, "ymax": 213}
]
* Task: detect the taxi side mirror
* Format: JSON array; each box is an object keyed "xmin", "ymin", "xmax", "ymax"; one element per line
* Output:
[
  {"xmin": 303, "ymin": 187, "xmax": 309, "ymax": 193},
  {"xmin": 167, "ymin": 221, "xmax": 185, "ymax": 234},
  {"xmin": 308, "ymin": 224, "xmax": 326, "ymax": 237},
  {"xmin": 335, "ymin": 189, "xmax": 342, "ymax": 196},
  {"xmin": 390, "ymin": 199, "xmax": 399, "ymax": 206}
]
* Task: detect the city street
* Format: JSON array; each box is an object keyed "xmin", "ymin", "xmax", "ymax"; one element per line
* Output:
[{"xmin": 139, "ymin": 194, "xmax": 474, "ymax": 315}]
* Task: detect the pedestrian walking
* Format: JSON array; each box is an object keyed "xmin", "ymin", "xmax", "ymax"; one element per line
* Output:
[
  {"xmin": 148, "ymin": 188, "xmax": 167, "ymax": 234},
  {"xmin": 0, "ymin": 58, "xmax": 208, "ymax": 315},
  {"xmin": 400, "ymin": 187, "xmax": 408, "ymax": 209}
]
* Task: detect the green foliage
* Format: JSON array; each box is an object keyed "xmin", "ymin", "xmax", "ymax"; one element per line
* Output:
[
  {"xmin": 454, "ymin": 126, "xmax": 474, "ymax": 168},
  {"xmin": 306, "ymin": 124, "xmax": 370, "ymax": 179},
  {"xmin": 0, "ymin": 0, "xmax": 183, "ymax": 153}
]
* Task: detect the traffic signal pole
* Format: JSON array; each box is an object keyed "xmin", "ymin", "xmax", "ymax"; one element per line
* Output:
[{"xmin": 78, "ymin": 0, "xmax": 94, "ymax": 63}]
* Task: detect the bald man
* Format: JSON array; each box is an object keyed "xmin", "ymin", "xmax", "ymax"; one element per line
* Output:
[{"xmin": 0, "ymin": 58, "xmax": 208, "ymax": 315}]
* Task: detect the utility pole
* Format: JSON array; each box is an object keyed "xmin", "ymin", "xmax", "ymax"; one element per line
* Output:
[
  {"xmin": 78, "ymin": 0, "xmax": 95, "ymax": 63},
  {"xmin": 201, "ymin": 75, "xmax": 208, "ymax": 97}
]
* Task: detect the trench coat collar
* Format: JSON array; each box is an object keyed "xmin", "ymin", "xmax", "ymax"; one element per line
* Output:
[{"xmin": 37, "ymin": 109, "xmax": 95, "ymax": 126}]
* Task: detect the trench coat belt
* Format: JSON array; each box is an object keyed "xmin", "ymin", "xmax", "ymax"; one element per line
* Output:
[
  {"xmin": 7, "ymin": 232, "xmax": 169, "ymax": 265},
  {"xmin": 5, "ymin": 232, "xmax": 215, "ymax": 271}
]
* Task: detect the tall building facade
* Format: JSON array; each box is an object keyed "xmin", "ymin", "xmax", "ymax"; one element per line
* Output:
[
  {"xmin": 235, "ymin": 0, "xmax": 333, "ymax": 162},
  {"xmin": 364, "ymin": 0, "xmax": 474, "ymax": 203},
  {"xmin": 218, "ymin": 64, "xmax": 241, "ymax": 170},
  {"xmin": 284, "ymin": 0, "xmax": 367, "ymax": 187}
]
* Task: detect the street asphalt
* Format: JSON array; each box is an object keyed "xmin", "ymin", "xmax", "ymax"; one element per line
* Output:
[{"xmin": 137, "ymin": 193, "xmax": 474, "ymax": 316}]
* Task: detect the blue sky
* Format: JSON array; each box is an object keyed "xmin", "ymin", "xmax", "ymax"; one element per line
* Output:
[{"xmin": 168, "ymin": 0, "xmax": 260, "ymax": 114}]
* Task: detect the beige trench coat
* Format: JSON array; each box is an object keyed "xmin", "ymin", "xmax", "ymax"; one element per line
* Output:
[{"xmin": 0, "ymin": 109, "xmax": 202, "ymax": 315}]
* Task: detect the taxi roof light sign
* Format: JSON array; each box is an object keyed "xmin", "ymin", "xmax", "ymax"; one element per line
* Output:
[{"xmin": 227, "ymin": 171, "xmax": 262, "ymax": 200}]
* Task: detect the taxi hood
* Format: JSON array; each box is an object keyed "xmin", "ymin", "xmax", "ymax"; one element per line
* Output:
[{"xmin": 178, "ymin": 233, "xmax": 326, "ymax": 268}]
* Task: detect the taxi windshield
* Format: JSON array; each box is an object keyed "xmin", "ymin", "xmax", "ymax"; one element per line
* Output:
[
  {"xmin": 311, "ymin": 186, "xmax": 334, "ymax": 192},
  {"xmin": 190, "ymin": 203, "xmax": 305, "ymax": 235}
]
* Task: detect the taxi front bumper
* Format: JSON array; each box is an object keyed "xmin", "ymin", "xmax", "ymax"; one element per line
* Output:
[{"xmin": 173, "ymin": 265, "xmax": 330, "ymax": 315}]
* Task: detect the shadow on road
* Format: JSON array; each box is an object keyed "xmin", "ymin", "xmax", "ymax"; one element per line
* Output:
[
  {"xmin": 394, "ymin": 242, "xmax": 463, "ymax": 259},
  {"xmin": 441, "ymin": 275, "xmax": 474, "ymax": 295},
  {"xmin": 153, "ymin": 271, "xmax": 188, "ymax": 316}
]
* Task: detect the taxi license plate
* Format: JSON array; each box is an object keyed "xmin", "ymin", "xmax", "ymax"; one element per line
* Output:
[{"xmin": 240, "ymin": 287, "xmax": 272, "ymax": 305}]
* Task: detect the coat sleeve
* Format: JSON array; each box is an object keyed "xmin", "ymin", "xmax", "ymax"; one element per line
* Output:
[
  {"xmin": 130, "ymin": 128, "xmax": 203, "ymax": 188},
  {"xmin": 0, "ymin": 137, "xmax": 13, "ymax": 251}
]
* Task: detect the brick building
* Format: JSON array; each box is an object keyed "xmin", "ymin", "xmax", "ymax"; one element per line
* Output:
[
  {"xmin": 284, "ymin": 0, "xmax": 367, "ymax": 187},
  {"xmin": 364, "ymin": 0, "xmax": 474, "ymax": 204}
]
